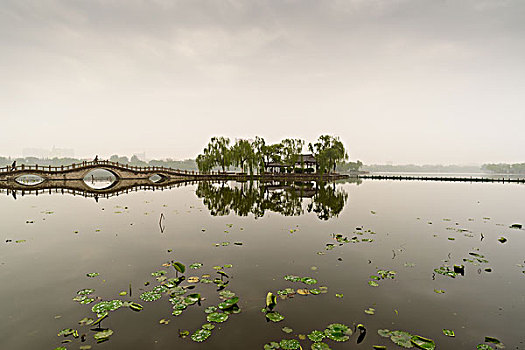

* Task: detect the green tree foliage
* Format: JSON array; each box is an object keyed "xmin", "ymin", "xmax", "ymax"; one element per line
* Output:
[
  {"xmin": 336, "ymin": 160, "xmax": 363, "ymax": 173},
  {"xmin": 308, "ymin": 135, "xmax": 348, "ymax": 173},
  {"xmin": 280, "ymin": 139, "xmax": 305, "ymax": 172},
  {"xmin": 207, "ymin": 137, "xmax": 232, "ymax": 172},
  {"xmin": 231, "ymin": 139, "xmax": 254, "ymax": 174}
]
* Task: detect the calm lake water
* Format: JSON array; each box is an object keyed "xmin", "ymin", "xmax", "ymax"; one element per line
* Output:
[{"xmin": 1, "ymin": 180, "xmax": 524, "ymax": 349}]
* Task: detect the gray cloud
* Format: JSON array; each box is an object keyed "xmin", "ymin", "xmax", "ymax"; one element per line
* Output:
[{"xmin": 1, "ymin": 0, "xmax": 524, "ymax": 163}]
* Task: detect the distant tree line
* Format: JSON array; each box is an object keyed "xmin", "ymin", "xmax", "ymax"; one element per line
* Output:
[
  {"xmin": 196, "ymin": 135, "xmax": 352, "ymax": 174},
  {"xmin": 481, "ymin": 163, "xmax": 525, "ymax": 174},
  {"xmin": 362, "ymin": 164, "xmax": 483, "ymax": 173}
]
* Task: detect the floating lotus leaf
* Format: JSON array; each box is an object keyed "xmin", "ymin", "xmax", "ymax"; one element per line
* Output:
[
  {"xmin": 377, "ymin": 270, "xmax": 396, "ymax": 279},
  {"xmin": 284, "ymin": 275, "xmax": 301, "ymax": 282},
  {"xmin": 213, "ymin": 266, "xmax": 222, "ymax": 270},
  {"xmin": 297, "ymin": 289, "xmax": 309, "ymax": 295},
  {"xmin": 223, "ymin": 304, "xmax": 241, "ymax": 315},
  {"xmin": 169, "ymin": 286, "xmax": 186, "ymax": 296},
  {"xmin": 77, "ymin": 289, "xmax": 95, "ymax": 295},
  {"xmin": 54, "ymin": 347, "xmax": 67, "ymax": 350},
  {"xmin": 224, "ymin": 264, "xmax": 233, "ymax": 268},
  {"xmin": 86, "ymin": 273, "xmax": 99, "ymax": 278},
  {"xmin": 172, "ymin": 262, "xmax": 186, "ymax": 274},
  {"xmin": 94, "ymin": 329, "xmax": 113, "ymax": 342},
  {"xmin": 191, "ymin": 328, "xmax": 212, "ymax": 342},
  {"xmin": 279, "ymin": 339, "xmax": 301, "ymax": 349},
  {"xmin": 57, "ymin": 328, "xmax": 78, "ymax": 337},
  {"xmin": 311, "ymin": 343, "xmax": 331, "ymax": 350},
  {"xmin": 308, "ymin": 330, "xmax": 325, "ymax": 342},
  {"xmin": 370, "ymin": 275, "xmax": 380, "ymax": 280},
  {"xmin": 189, "ymin": 263, "xmax": 203, "ymax": 269},
  {"xmin": 73, "ymin": 295, "xmax": 87, "ymax": 302},
  {"xmin": 368, "ymin": 281, "xmax": 379, "ymax": 287},
  {"xmin": 442, "ymin": 329, "xmax": 455, "ymax": 337},
  {"xmin": 264, "ymin": 341, "xmax": 280, "ymax": 350},
  {"xmin": 207, "ymin": 312, "xmax": 228, "ymax": 323},
  {"xmin": 205, "ymin": 306, "xmax": 217, "ymax": 314},
  {"xmin": 335, "ymin": 293, "xmax": 343, "ymax": 298},
  {"xmin": 187, "ymin": 276, "xmax": 200, "ymax": 283},
  {"xmin": 411, "ymin": 335, "xmax": 435, "ymax": 350},
  {"xmin": 219, "ymin": 290, "xmax": 236, "ymax": 298},
  {"xmin": 364, "ymin": 307, "xmax": 375, "ymax": 315},
  {"xmin": 434, "ymin": 266, "xmax": 458, "ymax": 278},
  {"xmin": 153, "ymin": 285, "xmax": 169, "ymax": 293},
  {"xmin": 390, "ymin": 331, "xmax": 414, "ymax": 348},
  {"xmin": 172, "ymin": 309, "xmax": 183, "ymax": 316},
  {"xmin": 200, "ymin": 278, "xmax": 213, "ymax": 284},
  {"xmin": 378, "ymin": 329, "xmax": 392, "ymax": 337},
  {"xmin": 476, "ymin": 345, "xmax": 493, "ymax": 350},
  {"xmin": 140, "ymin": 291, "xmax": 162, "ymax": 302},
  {"xmin": 218, "ymin": 297, "xmax": 239, "ymax": 309},
  {"xmin": 309, "ymin": 289, "xmax": 321, "ymax": 295},
  {"xmin": 156, "ymin": 276, "xmax": 167, "ymax": 282},
  {"xmin": 202, "ymin": 323, "xmax": 215, "ymax": 330},
  {"xmin": 324, "ymin": 323, "xmax": 351, "ymax": 342},
  {"xmin": 301, "ymin": 277, "xmax": 317, "ymax": 285},
  {"xmin": 184, "ymin": 293, "xmax": 201, "ymax": 305},
  {"xmin": 278, "ymin": 288, "xmax": 295, "ymax": 296},
  {"xmin": 151, "ymin": 270, "xmax": 167, "ymax": 277},
  {"xmin": 91, "ymin": 300, "xmax": 123, "ymax": 316},
  {"xmin": 266, "ymin": 311, "xmax": 285, "ymax": 322},
  {"xmin": 282, "ymin": 327, "xmax": 293, "ymax": 334},
  {"xmin": 80, "ymin": 298, "xmax": 95, "ymax": 304}
]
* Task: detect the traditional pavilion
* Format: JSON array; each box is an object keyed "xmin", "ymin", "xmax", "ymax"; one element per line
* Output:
[{"xmin": 265, "ymin": 154, "xmax": 318, "ymax": 173}]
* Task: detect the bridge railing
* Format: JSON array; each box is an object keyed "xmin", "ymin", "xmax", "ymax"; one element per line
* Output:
[{"xmin": 0, "ymin": 160, "xmax": 198, "ymax": 176}]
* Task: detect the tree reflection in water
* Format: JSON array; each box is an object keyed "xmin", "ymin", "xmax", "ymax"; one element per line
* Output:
[{"xmin": 195, "ymin": 180, "xmax": 352, "ymax": 220}]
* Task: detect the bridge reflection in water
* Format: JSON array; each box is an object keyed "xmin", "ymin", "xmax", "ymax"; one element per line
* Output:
[{"xmin": 0, "ymin": 178, "xmax": 357, "ymax": 219}]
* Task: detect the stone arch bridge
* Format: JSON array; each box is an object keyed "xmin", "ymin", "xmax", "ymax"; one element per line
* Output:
[{"xmin": 0, "ymin": 160, "xmax": 198, "ymax": 192}]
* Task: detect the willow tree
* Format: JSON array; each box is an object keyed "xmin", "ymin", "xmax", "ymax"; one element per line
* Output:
[
  {"xmin": 231, "ymin": 139, "xmax": 253, "ymax": 173},
  {"xmin": 280, "ymin": 138, "xmax": 304, "ymax": 172},
  {"xmin": 308, "ymin": 135, "xmax": 348, "ymax": 173},
  {"xmin": 207, "ymin": 136, "xmax": 232, "ymax": 172}
]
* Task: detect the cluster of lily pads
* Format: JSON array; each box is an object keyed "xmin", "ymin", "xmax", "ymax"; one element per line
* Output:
[
  {"xmin": 264, "ymin": 323, "xmax": 367, "ymax": 349},
  {"xmin": 53, "ymin": 259, "xmax": 241, "ymax": 348},
  {"xmin": 377, "ymin": 329, "xmax": 435, "ymax": 349},
  {"xmin": 322, "ymin": 228, "xmax": 376, "ymax": 254},
  {"xmin": 368, "ymin": 269, "xmax": 396, "ymax": 287}
]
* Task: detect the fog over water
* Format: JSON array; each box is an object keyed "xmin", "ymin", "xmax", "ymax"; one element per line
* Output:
[{"xmin": 1, "ymin": 0, "xmax": 524, "ymax": 163}]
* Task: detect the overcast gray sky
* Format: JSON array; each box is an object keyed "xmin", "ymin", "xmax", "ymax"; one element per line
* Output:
[{"xmin": 1, "ymin": 0, "xmax": 524, "ymax": 164}]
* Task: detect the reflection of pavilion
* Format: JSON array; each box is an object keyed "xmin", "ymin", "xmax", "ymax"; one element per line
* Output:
[
  {"xmin": 196, "ymin": 180, "xmax": 349, "ymax": 220},
  {"xmin": 265, "ymin": 154, "xmax": 318, "ymax": 173}
]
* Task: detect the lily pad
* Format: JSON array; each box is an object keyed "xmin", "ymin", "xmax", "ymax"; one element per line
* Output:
[
  {"xmin": 284, "ymin": 275, "xmax": 301, "ymax": 282},
  {"xmin": 205, "ymin": 306, "xmax": 217, "ymax": 314},
  {"xmin": 218, "ymin": 297, "xmax": 239, "ymax": 310},
  {"xmin": 301, "ymin": 277, "xmax": 317, "ymax": 285},
  {"xmin": 264, "ymin": 341, "xmax": 281, "ymax": 350},
  {"xmin": 282, "ymin": 327, "xmax": 293, "ymax": 334},
  {"xmin": 368, "ymin": 281, "xmax": 379, "ymax": 287},
  {"xmin": 128, "ymin": 302, "xmax": 143, "ymax": 311},
  {"xmin": 91, "ymin": 300, "xmax": 123, "ymax": 316},
  {"xmin": 191, "ymin": 328, "xmax": 211, "ymax": 342},
  {"xmin": 207, "ymin": 312, "xmax": 229, "ymax": 323},
  {"xmin": 324, "ymin": 323, "xmax": 351, "ymax": 342},
  {"xmin": 266, "ymin": 311, "xmax": 285, "ymax": 322},
  {"xmin": 411, "ymin": 335, "xmax": 435, "ymax": 349},
  {"xmin": 308, "ymin": 330, "xmax": 325, "ymax": 342},
  {"xmin": 189, "ymin": 263, "xmax": 203, "ymax": 269},
  {"xmin": 77, "ymin": 289, "xmax": 95, "ymax": 295},
  {"xmin": 280, "ymin": 339, "xmax": 301, "ymax": 349},
  {"xmin": 140, "ymin": 291, "xmax": 162, "ymax": 302},
  {"xmin": 57, "ymin": 328, "xmax": 78, "ymax": 337},
  {"xmin": 378, "ymin": 329, "xmax": 392, "ymax": 338},
  {"xmin": 390, "ymin": 330, "xmax": 414, "ymax": 348},
  {"xmin": 219, "ymin": 290, "xmax": 236, "ymax": 299},
  {"xmin": 202, "ymin": 323, "xmax": 215, "ymax": 330},
  {"xmin": 94, "ymin": 329, "xmax": 113, "ymax": 342},
  {"xmin": 86, "ymin": 273, "xmax": 99, "ymax": 278},
  {"xmin": 172, "ymin": 262, "xmax": 186, "ymax": 274},
  {"xmin": 442, "ymin": 329, "xmax": 455, "ymax": 337},
  {"xmin": 311, "ymin": 343, "xmax": 331, "ymax": 350},
  {"xmin": 184, "ymin": 293, "xmax": 201, "ymax": 305}
]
